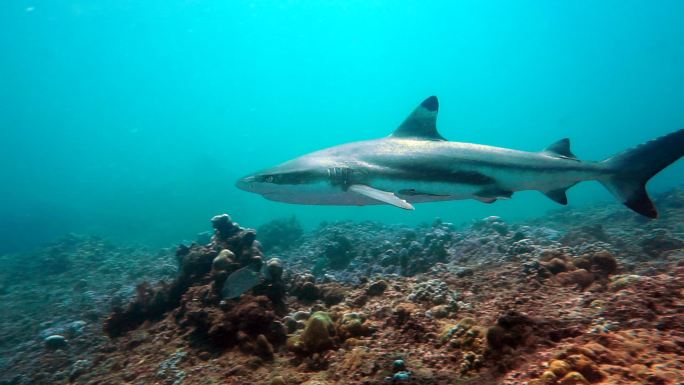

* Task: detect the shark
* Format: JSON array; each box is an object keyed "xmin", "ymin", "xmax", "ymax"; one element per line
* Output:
[{"xmin": 236, "ymin": 96, "xmax": 684, "ymax": 218}]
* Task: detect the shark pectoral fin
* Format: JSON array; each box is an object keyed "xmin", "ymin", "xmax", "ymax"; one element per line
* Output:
[
  {"xmin": 474, "ymin": 196, "xmax": 497, "ymax": 204},
  {"xmin": 475, "ymin": 187, "xmax": 513, "ymax": 199},
  {"xmin": 542, "ymin": 188, "xmax": 570, "ymax": 205},
  {"xmin": 349, "ymin": 184, "xmax": 415, "ymax": 210}
]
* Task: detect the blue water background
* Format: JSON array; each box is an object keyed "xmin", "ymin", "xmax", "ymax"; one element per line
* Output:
[{"xmin": 1, "ymin": 1, "xmax": 683, "ymax": 252}]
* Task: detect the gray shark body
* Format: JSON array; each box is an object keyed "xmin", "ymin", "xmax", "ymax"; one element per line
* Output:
[{"xmin": 237, "ymin": 96, "xmax": 684, "ymax": 218}]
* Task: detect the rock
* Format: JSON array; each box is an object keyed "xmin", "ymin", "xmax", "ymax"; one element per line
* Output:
[
  {"xmin": 347, "ymin": 293, "xmax": 369, "ymax": 308},
  {"xmin": 441, "ymin": 318, "xmax": 486, "ymax": 355},
  {"xmin": 392, "ymin": 303, "xmax": 413, "ymax": 326},
  {"xmin": 319, "ymin": 284, "xmax": 346, "ymax": 306},
  {"xmin": 429, "ymin": 305, "xmax": 449, "ymax": 319},
  {"xmin": 255, "ymin": 334, "xmax": 274, "ymax": 360},
  {"xmin": 408, "ymin": 279, "xmax": 459, "ymax": 308},
  {"xmin": 269, "ymin": 321, "xmax": 288, "ymax": 344},
  {"xmin": 264, "ymin": 258, "xmax": 283, "ymax": 281},
  {"xmin": 289, "ymin": 274, "xmax": 320, "ymax": 301},
  {"xmin": 455, "ymin": 267, "xmax": 474, "ymax": 278},
  {"xmin": 338, "ymin": 312, "xmax": 371, "ymax": 340},
  {"xmin": 366, "ymin": 280, "xmax": 388, "ymax": 296},
  {"xmin": 486, "ymin": 311, "xmax": 535, "ymax": 351},
  {"xmin": 393, "ymin": 359, "xmax": 406, "ymax": 372},
  {"xmin": 301, "ymin": 312, "xmax": 334, "ymax": 352},
  {"xmin": 44, "ymin": 335, "xmax": 68, "ymax": 350},
  {"xmin": 539, "ymin": 370, "xmax": 557, "ymax": 384},
  {"xmin": 68, "ymin": 359, "xmax": 91, "ymax": 382},
  {"xmin": 393, "ymin": 371, "xmax": 411, "ymax": 381},
  {"xmin": 293, "ymin": 311, "xmax": 310, "ymax": 321},
  {"xmin": 211, "ymin": 214, "xmax": 234, "ymax": 234},
  {"xmin": 549, "ymin": 359, "xmax": 571, "ymax": 377},
  {"xmin": 557, "ymin": 371, "xmax": 589, "ymax": 385},
  {"xmin": 283, "ymin": 316, "xmax": 299, "ymax": 333},
  {"xmin": 212, "ymin": 249, "xmax": 235, "ymax": 271},
  {"xmin": 609, "ymin": 274, "xmax": 643, "ymax": 290},
  {"xmin": 543, "ymin": 257, "xmax": 569, "ymax": 274},
  {"xmin": 588, "ymin": 251, "xmax": 617, "ymax": 276},
  {"xmin": 556, "ymin": 269, "xmax": 595, "ymax": 289},
  {"xmin": 288, "ymin": 311, "xmax": 335, "ymax": 354},
  {"xmin": 565, "ymin": 354, "xmax": 603, "ymax": 382},
  {"xmin": 122, "ymin": 370, "xmax": 137, "ymax": 381}
]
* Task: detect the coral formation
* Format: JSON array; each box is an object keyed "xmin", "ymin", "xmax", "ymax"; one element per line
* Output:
[
  {"xmin": 257, "ymin": 216, "xmax": 304, "ymax": 252},
  {"xmin": 287, "ymin": 311, "xmax": 335, "ymax": 354},
  {"xmin": 1, "ymin": 188, "xmax": 683, "ymax": 384}
]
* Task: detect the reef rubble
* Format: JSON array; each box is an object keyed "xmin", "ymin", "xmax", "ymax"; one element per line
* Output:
[{"xmin": 0, "ymin": 189, "xmax": 683, "ymax": 384}]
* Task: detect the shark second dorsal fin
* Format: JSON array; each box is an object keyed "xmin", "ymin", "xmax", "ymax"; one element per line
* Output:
[
  {"xmin": 543, "ymin": 138, "xmax": 577, "ymax": 159},
  {"xmin": 391, "ymin": 96, "xmax": 446, "ymax": 141}
]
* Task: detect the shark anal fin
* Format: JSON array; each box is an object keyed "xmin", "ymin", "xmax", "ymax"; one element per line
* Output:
[
  {"xmin": 543, "ymin": 188, "xmax": 569, "ymax": 205},
  {"xmin": 349, "ymin": 184, "xmax": 415, "ymax": 210}
]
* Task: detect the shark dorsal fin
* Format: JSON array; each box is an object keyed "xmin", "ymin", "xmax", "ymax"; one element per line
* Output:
[
  {"xmin": 391, "ymin": 96, "xmax": 445, "ymax": 141},
  {"xmin": 543, "ymin": 138, "xmax": 577, "ymax": 159}
]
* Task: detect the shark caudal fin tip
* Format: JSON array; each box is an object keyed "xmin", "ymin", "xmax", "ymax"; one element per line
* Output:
[
  {"xmin": 600, "ymin": 128, "xmax": 683, "ymax": 218},
  {"xmin": 420, "ymin": 96, "xmax": 439, "ymax": 112},
  {"xmin": 625, "ymin": 192, "xmax": 658, "ymax": 219}
]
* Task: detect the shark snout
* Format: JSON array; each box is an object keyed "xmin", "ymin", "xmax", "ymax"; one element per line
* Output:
[{"xmin": 235, "ymin": 175, "xmax": 257, "ymax": 191}]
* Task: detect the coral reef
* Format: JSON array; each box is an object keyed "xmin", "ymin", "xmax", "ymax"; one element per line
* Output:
[
  {"xmin": 1, "ymin": 188, "xmax": 683, "ymax": 384},
  {"xmin": 257, "ymin": 216, "xmax": 304, "ymax": 253}
]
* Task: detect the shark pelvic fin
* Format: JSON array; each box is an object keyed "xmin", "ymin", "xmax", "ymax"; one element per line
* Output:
[
  {"xmin": 349, "ymin": 184, "xmax": 415, "ymax": 210},
  {"xmin": 543, "ymin": 138, "xmax": 577, "ymax": 160},
  {"xmin": 391, "ymin": 96, "xmax": 446, "ymax": 141},
  {"xmin": 542, "ymin": 188, "xmax": 569, "ymax": 205}
]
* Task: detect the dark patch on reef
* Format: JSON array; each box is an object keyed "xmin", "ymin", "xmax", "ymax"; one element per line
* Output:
[{"xmin": 257, "ymin": 216, "xmax": 303, "ymax": 253}]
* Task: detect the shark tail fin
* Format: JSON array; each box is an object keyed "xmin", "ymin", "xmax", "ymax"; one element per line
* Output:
[{"xmin": 599, "ymin": 128, "xmax": 684, "ymax": 218}]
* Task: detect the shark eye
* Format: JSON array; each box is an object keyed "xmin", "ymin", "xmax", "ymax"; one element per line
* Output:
[{"xmin": 265, "ymin": 175, "xmax": 274, "ymax": 183}]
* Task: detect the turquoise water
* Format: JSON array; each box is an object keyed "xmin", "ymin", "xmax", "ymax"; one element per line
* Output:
[{"xmin": 1, "ymin": 1, "xmax": 683, "ymax": 252}]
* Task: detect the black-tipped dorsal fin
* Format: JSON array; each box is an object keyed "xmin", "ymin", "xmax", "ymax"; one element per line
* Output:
[
  {"xmin": 543, "ymin": 138, "xmax": 577, "ymax": 159},
  {"xmin": 391, "ymin": 96, "xmax": 445, "ymax": 141}
]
